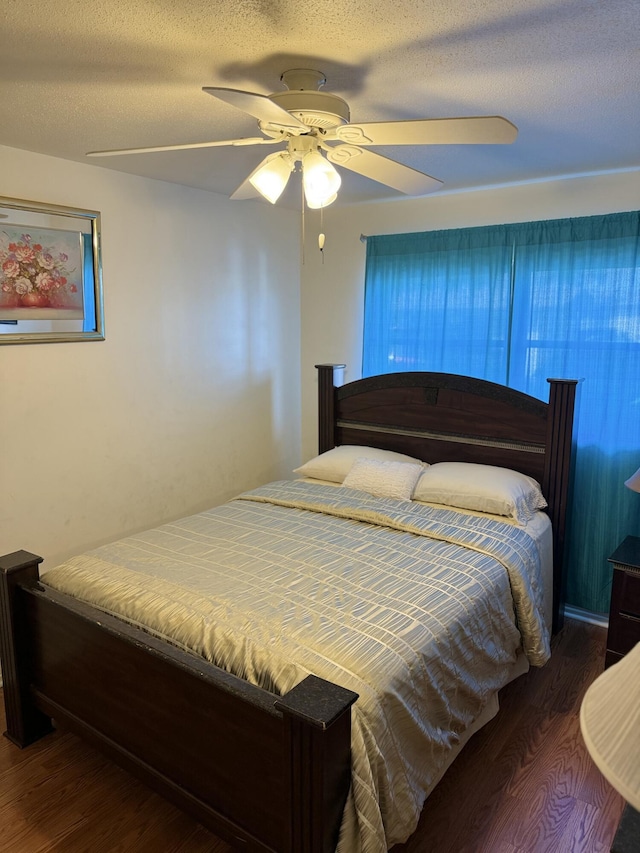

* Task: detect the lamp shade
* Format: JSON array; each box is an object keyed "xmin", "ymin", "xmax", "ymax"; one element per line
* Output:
[
  {"xmin": 302, "ymin": 150, "xmax": 341, "ymax": 209},
  {"xmin": 249, "ymin": 152, "xmax": 293, "ymax": 204},
  {"xmin": 580, "ymin": 641, "xmax": 640, "ymax": 810},
  {"xmin": 625, "ymin": 467, "xmax": 640, "ymax": 493}
]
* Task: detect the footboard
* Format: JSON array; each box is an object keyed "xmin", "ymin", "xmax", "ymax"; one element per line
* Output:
[{"xmin": 0, "ymin": 551, "xmax": 357, "ymax": 853}]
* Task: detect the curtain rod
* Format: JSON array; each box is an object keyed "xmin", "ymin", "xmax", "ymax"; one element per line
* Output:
[{"xmin": 360, "ymin": 234, "xmax": 367, "ymax": 242}]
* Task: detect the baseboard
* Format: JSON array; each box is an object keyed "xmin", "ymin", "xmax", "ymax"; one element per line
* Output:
[{"xmin": 564, "ymin": 604, "xmax": 608, "ymax": 629}]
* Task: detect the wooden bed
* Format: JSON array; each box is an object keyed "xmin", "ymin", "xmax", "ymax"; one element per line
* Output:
[{"xmin": 0, "ymin": 366, "xmax": 578, "ymax": 853}]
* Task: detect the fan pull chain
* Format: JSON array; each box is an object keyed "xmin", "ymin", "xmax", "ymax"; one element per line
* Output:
[
  {"xmin": 301, "ymin": 171, "xmax": 305, "ymax": 265},
  {"xmin": 319, "ymin": 206, "xmax": 325, "ymax": 263}
]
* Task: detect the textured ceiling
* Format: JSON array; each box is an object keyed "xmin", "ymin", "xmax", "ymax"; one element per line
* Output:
[{"xmin": 1, "ymin": 0, "xmax": 639, "ymax": 207}]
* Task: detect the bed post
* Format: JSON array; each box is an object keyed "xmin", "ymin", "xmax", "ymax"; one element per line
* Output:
[
  {"xmin": 276, "ymin": 674, "xmax": 358, "ymax": 853},
  {"xmin": 0, "ymin": 550, "xmax": 54, "ymax": 747},
  {"xmin": 545, "ymin": 379, "xmax": 579, "ymax": 635},
  {"xmin": 316, "ymin": 364, "xmax": 345, "ymax": 454}
]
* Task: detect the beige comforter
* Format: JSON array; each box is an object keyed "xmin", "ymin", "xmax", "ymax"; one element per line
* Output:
[{"xmin": 43, "ymin": 480, "xmax": 550, "ymax": 853}]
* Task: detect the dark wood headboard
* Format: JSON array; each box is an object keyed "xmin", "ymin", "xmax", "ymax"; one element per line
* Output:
[{"xmin": 316, "ymin": 365, "xmax": 578, "ymax": 634}]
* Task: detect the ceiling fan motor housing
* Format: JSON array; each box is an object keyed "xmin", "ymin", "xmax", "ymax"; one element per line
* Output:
[{"xmin": 268, "ymin": 90, "xmax": 351, "ymax": 131}]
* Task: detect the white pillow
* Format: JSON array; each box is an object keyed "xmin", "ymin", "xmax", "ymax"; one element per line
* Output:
[
  {"xmin": 294, "ymin": 445, "xmax": 427, "ymax": 484},
  {"xmin": 342, "ymin": 457, "xmax": 425, "ymax": 500},
  {"xmin": 413, "ymin": 461, "xmax": 547, "ymax": 523}
]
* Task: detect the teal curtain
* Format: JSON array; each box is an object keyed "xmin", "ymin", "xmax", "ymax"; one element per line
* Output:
[
  {"xmin": 82, "ymin": 233, "xmax": 96, "ymax": 332},
  {"xmin": 362, "ymin": 227, "xmax": 514, "ymax": 382},
  {"xmin": 363, "ymin": 212, "xmax": 640, "ymax": 614}
]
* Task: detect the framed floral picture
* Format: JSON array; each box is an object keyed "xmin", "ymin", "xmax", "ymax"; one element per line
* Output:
[{"xmin": 0, "ymin": 196, "xmax": 104, "ymax": 344}]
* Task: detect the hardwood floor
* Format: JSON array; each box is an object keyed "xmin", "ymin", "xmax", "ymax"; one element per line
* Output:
[
  {"xmin": 0, "ymin": 619, "xmax": 625, "ymax": 852},
  {"xmin": 391, "ymin": 619, "xmax": 625, "ymax": 853}
]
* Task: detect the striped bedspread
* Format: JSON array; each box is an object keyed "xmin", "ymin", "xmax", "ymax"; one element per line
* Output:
[{"xmin": 42, "ymin": 479, "xmax": 550, "ymax": 852}]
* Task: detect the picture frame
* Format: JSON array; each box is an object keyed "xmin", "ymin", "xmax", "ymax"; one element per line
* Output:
[{"xmin": 0, "ymin": 196, "xmax": 104, "ymax": 344}]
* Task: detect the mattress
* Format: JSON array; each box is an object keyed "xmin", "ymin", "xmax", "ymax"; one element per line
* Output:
[{"xmin": 42, "ymin": 479, "xmax": 551, "ymax": 853}]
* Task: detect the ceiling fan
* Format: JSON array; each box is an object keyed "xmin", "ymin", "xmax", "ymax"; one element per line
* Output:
[{"xmin": 87, "ymin": 69, "xmax": 518, "ymax": 207}]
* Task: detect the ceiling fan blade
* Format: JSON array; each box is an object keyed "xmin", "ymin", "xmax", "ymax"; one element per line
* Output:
[
  {"xmin": 324, "ymin": 145, "xmax": 443, "ymax": 195},
  {"xmin": 335, "ymin": 116, "xmax": 518, "ymax": 147},
  {"xmin": 203, "ymin": 87, "xmax": 307, "ymax": 131},
  {"xmin": 86, "ymin": 137, "xmax": 280, "ymax": 157}
]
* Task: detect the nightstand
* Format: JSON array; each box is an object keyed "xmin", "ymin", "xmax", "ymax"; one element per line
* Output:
[{"xmin": 606, "ymin": 535, "xmax": 640, "ymax": 668}]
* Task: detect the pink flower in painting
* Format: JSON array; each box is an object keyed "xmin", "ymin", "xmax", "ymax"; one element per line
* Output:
[
  {"xmin": 35, "ymin": 271, "xmax": 55, "ymax": 292},
  {"xmin": 2, "ymin": 259, "xmax": 20, "ymax": 278},
  {"xmin": 15, "ymin": 245, "xmax": 36, "ymax": 263}
]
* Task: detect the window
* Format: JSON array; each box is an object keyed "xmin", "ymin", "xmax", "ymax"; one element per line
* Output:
[{"xmin": 363, "ymin": 212, "xmax": 640, "ymax": 613}]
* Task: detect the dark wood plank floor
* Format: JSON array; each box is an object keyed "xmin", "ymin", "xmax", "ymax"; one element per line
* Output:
[{"xmin": 0, "ymin": 619, "xmax": 625, "ymax": 852}]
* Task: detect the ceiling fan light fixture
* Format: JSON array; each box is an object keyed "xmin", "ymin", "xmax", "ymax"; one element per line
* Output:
[
  {"xmin": 306, "ymin": 191, "xmax": 338, "ymax": 210},
  {"xmin": 302, "ymin": 150, "xmax": 341, "ymax": 208},
  {"xmin": 249, "ymin": 152, "xmax": 293, "ymax": 204}
]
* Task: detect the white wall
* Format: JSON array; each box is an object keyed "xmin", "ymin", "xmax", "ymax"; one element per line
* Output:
[
  {"xmin": 299, "ymin": 169, "xmax": 640, "ymax": 461},
  {"xmin": 0, "ymin": 145, "xmax": 301, "ymax": 570}
]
